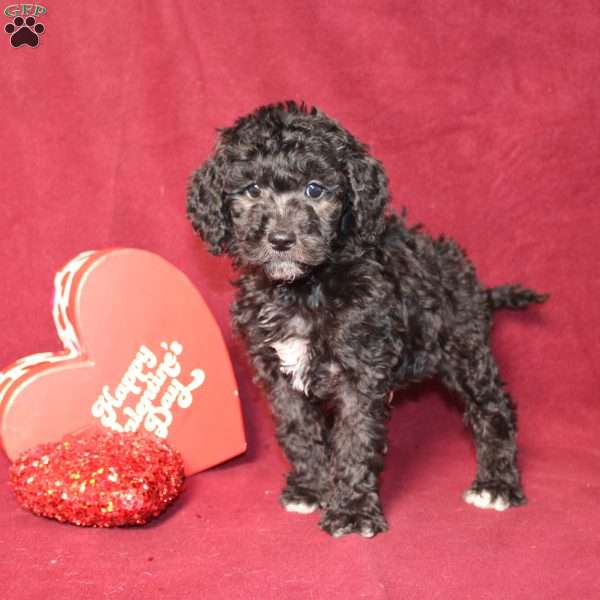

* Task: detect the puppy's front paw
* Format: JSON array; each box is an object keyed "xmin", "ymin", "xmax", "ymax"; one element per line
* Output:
[
  {"xmin": 280, "ymin": 484, "xmax": 320, "ymax": 515},
  {"xmin": 463, "ymin": 481, "xmax": 526, "ymax": 511},
  {"xmin": 320, "ymin": 503, "xmax": 388, "ymax": 538}
]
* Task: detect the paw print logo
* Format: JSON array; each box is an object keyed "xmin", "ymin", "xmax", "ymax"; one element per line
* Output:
[{"xmin": 5, "ymin": 16, "xmax": 45, "ymax": 48}]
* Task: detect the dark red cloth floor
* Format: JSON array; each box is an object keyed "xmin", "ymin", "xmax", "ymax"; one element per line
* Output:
[{"xmin": 1, "ymin": 2, "xmax": 599, "ymax": 598}]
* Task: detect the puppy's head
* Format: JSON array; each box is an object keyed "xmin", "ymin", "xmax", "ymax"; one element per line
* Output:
[{"xmin": 187, "ymin": 101, "xmax": 388, "ymax": 281}]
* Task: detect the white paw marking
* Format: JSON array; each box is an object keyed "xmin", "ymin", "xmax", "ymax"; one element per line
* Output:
[
  {"xmin": 360, "ymin": 527, "xmax": 376, "ymax": 538},
  {"xmin": 272, "ymin": 336, "xmax": 311, "ymax": 394},
  {"xmin": 464, "ymin": 489, "xmax": 510, "ymax": 511},
  {"xmin": 283, "ymin": 500, "xmax": 318, "ymax": 514},
  {"xmin": 331, "ymin": 525, "xmax": 377, "ymax": 538}
]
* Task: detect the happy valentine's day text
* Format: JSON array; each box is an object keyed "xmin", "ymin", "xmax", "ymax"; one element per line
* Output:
[{"xmin": 91, "ymin": 341, "xmax": 205, "ymax": 438}]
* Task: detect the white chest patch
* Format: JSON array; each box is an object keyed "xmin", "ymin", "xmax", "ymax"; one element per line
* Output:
[{"xmin": 271, "ymin": 336, "xmax": 311, "ymax": 394}]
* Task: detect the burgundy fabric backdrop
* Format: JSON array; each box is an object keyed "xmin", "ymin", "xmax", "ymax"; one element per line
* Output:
[{"xmin": 1, "ymin": 1, "xmax": 599, "ymax": 598}]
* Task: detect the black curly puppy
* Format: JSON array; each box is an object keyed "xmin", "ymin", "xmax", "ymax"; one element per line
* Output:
[{"xmin": 187, "ymin": 101, "xmax": 547, "ymax": 538}]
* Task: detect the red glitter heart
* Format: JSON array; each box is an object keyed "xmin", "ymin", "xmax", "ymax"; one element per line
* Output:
[{"xmin": 9, "ymin": 431, "xmax": 184, "ymax": 527}]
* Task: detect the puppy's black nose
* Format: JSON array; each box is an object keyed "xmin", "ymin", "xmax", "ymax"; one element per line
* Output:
[{"xmin": 268, "ymin": 230, "xmax": 296, "ymax": 251}]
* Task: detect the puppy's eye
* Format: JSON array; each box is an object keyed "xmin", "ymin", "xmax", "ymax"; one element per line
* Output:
[
  {"xmin": 245, "ymin": 184, "xmax": 261, "ymax": 199},
  {"xmin": 305, "ymin": 182, "xmax": 325, "ymax": 199}
]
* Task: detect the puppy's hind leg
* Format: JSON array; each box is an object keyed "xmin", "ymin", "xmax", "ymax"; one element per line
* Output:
[{"xmin": 442, "ymin": 347, "xmax": 526, "ymax": 511}]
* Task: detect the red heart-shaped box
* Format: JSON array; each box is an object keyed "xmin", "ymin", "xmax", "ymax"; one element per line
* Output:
[{"xmin": 0, "ymin": 249, "xmax": 246, "ymax": 475}]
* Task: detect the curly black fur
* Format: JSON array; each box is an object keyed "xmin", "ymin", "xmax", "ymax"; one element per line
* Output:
[{"xmin": 187, "ymin": 101, "xmax": 548, "ymax": 538}]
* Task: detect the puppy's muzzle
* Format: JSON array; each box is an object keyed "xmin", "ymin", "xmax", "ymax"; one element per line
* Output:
[{"xmin": 268, "ymin": 230, "xmax": 297, "ymax": 252}]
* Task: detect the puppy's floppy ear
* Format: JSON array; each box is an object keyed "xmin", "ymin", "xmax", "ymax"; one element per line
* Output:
[
  {"xmin": 187, "ymin": 154, "xmax": 231, "ymax": 255},
  {"xmin": 346, "ymin": 154, "xmax": 389, "ymax": 245}
]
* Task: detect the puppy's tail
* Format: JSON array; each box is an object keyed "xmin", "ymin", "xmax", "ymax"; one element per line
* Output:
[{"xmin": 486, "ymin": 285, "xmax": 549, "ymax": 310}]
